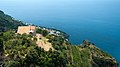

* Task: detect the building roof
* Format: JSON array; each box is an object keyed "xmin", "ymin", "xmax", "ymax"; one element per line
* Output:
[{"xmin": 17, "ymin": 26, "xmax": 36, "ymax": 34}]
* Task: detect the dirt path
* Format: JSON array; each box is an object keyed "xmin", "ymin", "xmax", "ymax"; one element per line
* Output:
[{"xmin": 36, "ymin": 34, "xmax": 53, "ymax": 51}]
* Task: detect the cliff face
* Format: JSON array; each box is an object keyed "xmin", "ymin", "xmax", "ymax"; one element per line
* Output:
[{"xmin": 0, "ymin": 10, "xmax": 119, "ymax": 67}]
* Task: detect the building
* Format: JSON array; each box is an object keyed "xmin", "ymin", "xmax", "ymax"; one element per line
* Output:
[{"xmin": 17, "ymin": 26, "xmax": 36, "ymax": 36}]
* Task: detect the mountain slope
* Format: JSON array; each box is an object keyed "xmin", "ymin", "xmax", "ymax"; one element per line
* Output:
[
  {"xmin": 0, "ymin": 10, "xmax": 119, "ymax": 67},
  {"xmin": 69, "ymin": 41, "xmax": 118, "ymax": 67},
  {"xmin": 0, "ymin": 10, "xmax": 25, "ymax": 32}
]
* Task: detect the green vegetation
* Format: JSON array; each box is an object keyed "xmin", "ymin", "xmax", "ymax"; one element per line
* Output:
[
  {"xmin": 71, "ymin": 45, "xmax": 91, "ymax": 67},
  {"xmin": 36, "ymin": 28, "xmax": 42, "ymax": 34},
  {"xmin": 0, "ymin": 10, "xmax": 25, "ymax": 32},
  {"xmin": 0, "ymin": 31, "xmax": 67, "ymax": 67},
  {"xmin": 0, "ymin": 10, "xmax": 118, "ymax": 67},
  {"xmin": 36, "ymin": 26, "xmax": 69, "ymax": 39},
  {"xmin": 36, "ymin": 28, "xmax": 49, "ymax": 37},
  {"xmin": 69, "ymin": 42, "xmax": 118, "ymax": 67}
]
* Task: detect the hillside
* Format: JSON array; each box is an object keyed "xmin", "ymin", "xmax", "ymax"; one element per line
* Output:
[
  {"xmin": 70, "ymin": 41, "xmax": 118, "ymax": 67},
  {"xmin": 0, "ymin": 10, "xmax": 119, "ymax": 67},
  {"xmin": 0, "ymin": 10, "xmax": 25, "ymax": 32}
]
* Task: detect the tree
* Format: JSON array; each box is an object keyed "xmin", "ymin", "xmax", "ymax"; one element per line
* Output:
[
  {"xmin": 42, "ymin": 30, "xmax": 49, "ymax": 37},
  {"xmin": 36, "ymin": 28, "xmax": 42, "ymax": 34}
]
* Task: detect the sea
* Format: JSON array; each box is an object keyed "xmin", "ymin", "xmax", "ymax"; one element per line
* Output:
[{"xmin": 0, "ymin": 0, "xmax": 120, "ymax": 65}]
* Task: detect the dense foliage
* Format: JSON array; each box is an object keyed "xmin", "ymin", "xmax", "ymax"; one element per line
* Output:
[
  {"xmin": 47, "ymin": 35, "xmax": 66, "ymax": 51},
  {"xmin": 0, "ymin": 31, "xmax": 67, "ymax": 67},
  {"xmin": 70, "ymin": 41, "xmax": 118, "ymax": 67},
  {"xmin": 36, "ymin": 28, "xmax": 49, "ymax": 37},
  {"xmin": 0, "ymin": 10, "xmax": 24, "ymax": 32}
]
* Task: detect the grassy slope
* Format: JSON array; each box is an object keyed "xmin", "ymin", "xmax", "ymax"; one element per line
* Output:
[
  {"xmin": 71, "ymin": 45, "xmax": 92, "ymax": 67},
  {"xmin": 70, "ymin": 44, "xmax": 118, "ymax": 67}
]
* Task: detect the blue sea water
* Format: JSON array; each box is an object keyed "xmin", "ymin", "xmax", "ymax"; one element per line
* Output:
[{"xmin": 0, "ymin": 0, "xmax": 120, "ymax": 65}]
